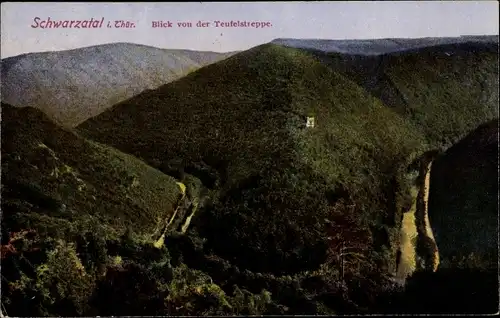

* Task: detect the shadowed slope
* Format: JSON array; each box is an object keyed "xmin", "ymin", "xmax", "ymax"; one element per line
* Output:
[
  {"xmin": 428, "ymin": 118, "xmax": 499, "ymax": 269},
  {"xmin": 380, "ymin": 119, "xmax": 499, "ymax": 314},
  {"xmin": 1, "ymin": 102, "xmax": 181, "ymax": 242}
]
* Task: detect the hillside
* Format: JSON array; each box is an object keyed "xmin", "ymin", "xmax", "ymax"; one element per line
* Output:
[
  {"xmin": 78, "ymin": 42, "xmax": 421, "ymax": 272},
  {"xmin": 2, "ymin": 102, "xmax": 308, "ymax": 317},
  {"xmin": 1, "ymin": 102, "xmax": 184, "ymax": 241},
  {"xmin": 292, "ymin": 38, "xmax": 499, "ymax": 149},
  {"xmin": 388, "ymin": 120, "xmax": 499, "ymax": 314},
  {"xmin": 429, "ymin": 118, "xmax": 498, "ymax": 269},
  {"xmin": 1, "ymin": 43, "xmax": 236, "ymax": 127},
  {"xmin": 0, "ymin": 103, "xmax": 185, "ymax": 315},
  {"xmin": 77, "ymin": 41, "xmax": 498, "ymax": 314},
  {"xmin": 2, "ymin": 36, "xmax": 497, "ymax": 315}
]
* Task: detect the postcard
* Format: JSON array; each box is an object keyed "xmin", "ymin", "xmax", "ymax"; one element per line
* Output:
[{"xmin": 1, "ymin": 2, "xmax": 499, "ymax": 316}]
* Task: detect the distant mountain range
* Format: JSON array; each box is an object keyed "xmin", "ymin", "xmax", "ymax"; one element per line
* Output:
[
  {"xmin": 2, "ymin": 36, "xmax": 497, "ymax": 127},
  {"xmin": 1, "ymin": 43, "xmax": 237, "ymax": 127},
  {"xmin": 271, "ymin": 35, "xmax": 499, "ymax": 55}
]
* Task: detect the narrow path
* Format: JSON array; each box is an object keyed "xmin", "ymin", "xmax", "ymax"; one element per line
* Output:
[
  {"xmin": 395, "ymin": 156, "xmax": 440, "ymax": 283},
  {"xmin": 396, "ymin": 188, "xmax": 418, "ymax": 283},
  {"xmin": 154, "ymin": 182, "xmax": 187, "ymax": 248},
  {"xmin": 181, "ymin": 197, "xmax": 199, "ymax": 234},
  {"xmin": 422, "ymin": 161, "xmax": 439, "ymax": 272}
]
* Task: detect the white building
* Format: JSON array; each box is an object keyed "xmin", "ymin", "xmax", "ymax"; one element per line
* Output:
[{"xmin": 306, "ymin": 116, "xmax": 315, "ymax": 128}]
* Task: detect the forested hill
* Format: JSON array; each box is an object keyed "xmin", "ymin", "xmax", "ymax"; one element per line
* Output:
[
  {"xmin": 1, "ymin": 43, "xmax": 236, "ymax": 127},
  {"xmin": 78, "ymin": 37, "xmax": 497, "ymax": 289},
  {"xmin": 1, "ymin": 35, "xmax": 498, "ymax": 316}
]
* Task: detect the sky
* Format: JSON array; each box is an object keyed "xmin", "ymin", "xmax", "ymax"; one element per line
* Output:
[{"xmin": 1, "ymin": 1, "xmax": 499, "ymax": 58}]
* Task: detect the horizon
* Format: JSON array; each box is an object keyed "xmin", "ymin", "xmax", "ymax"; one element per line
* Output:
[
  {"xmin": 2, "ymin": 34, "xmax": 499, "ymax": 59},
  {"xmin": 1, "ymin": 2, "xmax": 499, "ymax": 58}
]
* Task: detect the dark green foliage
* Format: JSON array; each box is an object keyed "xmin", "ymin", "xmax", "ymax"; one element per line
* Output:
[
  {"xmin": 74, "ymin": 42, "xmax": 497, "ymax": 314},
  {"xmin": 395, "ymin": 268, "xmax": 499, "ymax": 314},
  {"xmin": 2, "ymin": 39, "xmax": 498, "ymax": 316},
  {"xmin": 77, "ymin": 44, "xmax": 426, "ymax": 277},
  {"xmin": 429, "ymin": 118, "xmax": 499, "ymax": 269},
  {"xmin": 0, "ymin": 103, "xmax": 181, "ymax": 316},
  {"xmin": 305, "ymin": 43, "xmax": 499, "ymax": 150},
  {"xmin": 197, "ymin": 167, "xmax": 332, "ymax": 274},
  {"xmin": 1, "ymin": 103, "xmax": 181, "ymax": 242},
  {"xmin": 230, "ymin": 286, "xmax": 274, "ymax": 315},
  {"xmin": 89, "ymin": 263, "xmax": 168, "ymax": 316},
  {"xmin": 2, "ymin": 238, "xmax": 96, "ymax": 316},
  {"xmin": 415, "ymin": 235, "xmax": 439, "ymax": 271},
  {"xmin": 74, "ymin": 232, "xmax": 107, "ymax": 274}
]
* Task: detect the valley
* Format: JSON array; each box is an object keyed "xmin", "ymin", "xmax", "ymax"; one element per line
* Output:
[{"xmin": 1, "ymin": 36, "xmax": 498, "ymax": 316}]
